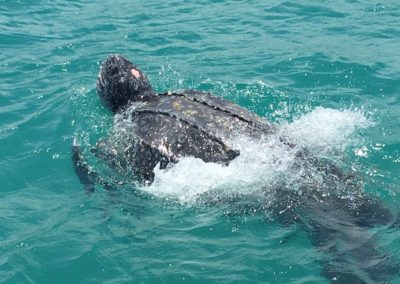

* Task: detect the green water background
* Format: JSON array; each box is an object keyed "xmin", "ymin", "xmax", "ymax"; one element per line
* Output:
[{"xmin": 1, "ymin": 1, "xmax": 399, "ymax": 283}]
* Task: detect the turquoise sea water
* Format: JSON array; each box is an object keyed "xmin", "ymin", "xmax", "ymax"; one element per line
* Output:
[{"xmin": 1, "ymin": 1, "xmax": 400, "ymax": 283}]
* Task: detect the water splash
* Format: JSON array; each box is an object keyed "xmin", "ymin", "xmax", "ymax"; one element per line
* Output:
[
  {"xmin": 281, "ymin": 107, "xmax": 371, "ymax": 154},
  {"xmin": 142, "ymin": 107, "xmax": 371, "ymax": 204}
]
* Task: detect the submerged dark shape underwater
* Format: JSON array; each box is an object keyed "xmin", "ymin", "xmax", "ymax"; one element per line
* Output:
[{"xmin": 73, "ymin": 54, "xmax": 399, "ymax": 283}]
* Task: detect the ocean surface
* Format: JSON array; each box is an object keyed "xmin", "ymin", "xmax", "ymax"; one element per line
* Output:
[{"xmin": 1, "ymin": 1, "xmax": 400, "ymax": 283}]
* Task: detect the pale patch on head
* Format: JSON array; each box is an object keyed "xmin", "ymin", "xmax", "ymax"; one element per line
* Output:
[{"xmin": 131, "ymin": 68, "xmax": 141, "ymax": 78}]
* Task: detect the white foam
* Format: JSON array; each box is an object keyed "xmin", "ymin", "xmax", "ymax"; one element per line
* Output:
[
  {"xmin": 280, "ymin": 107, "xmax": 371, "ymax": 153},
  {"xmin": 140, "ymin": 107, "xmax": 371, "ymax": 204},
  {"xmin": 143, "ymin": 136, "xmax": 299, "ymax": 204}
]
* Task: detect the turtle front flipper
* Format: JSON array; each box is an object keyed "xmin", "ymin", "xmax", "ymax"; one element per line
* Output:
[
  {"xmin": 72, "ymin": 138, "xmax": 115, "ymax": 191},
  {"xmin": 71, "ymin": 138, "xmax": 96, "ymax": 192}
]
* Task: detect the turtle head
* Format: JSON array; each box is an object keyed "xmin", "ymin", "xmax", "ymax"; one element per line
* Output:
[{"xmin": 96, "ymin": 54, "xmax": 154, "ymax": 113}]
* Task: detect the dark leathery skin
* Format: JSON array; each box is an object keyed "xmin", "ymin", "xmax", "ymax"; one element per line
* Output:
[{"xmin": 95, "ymin": 90, "xmax": 276, "ymax": 183}]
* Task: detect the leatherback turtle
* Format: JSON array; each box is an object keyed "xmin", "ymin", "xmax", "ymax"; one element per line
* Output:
[
  {"xmin": 72, "ymin": 54, "xmax": 398, "ymax": 283},
  {"xmin": 91, "ymin": 54, "xmax": 279, "ymax": 183}
]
